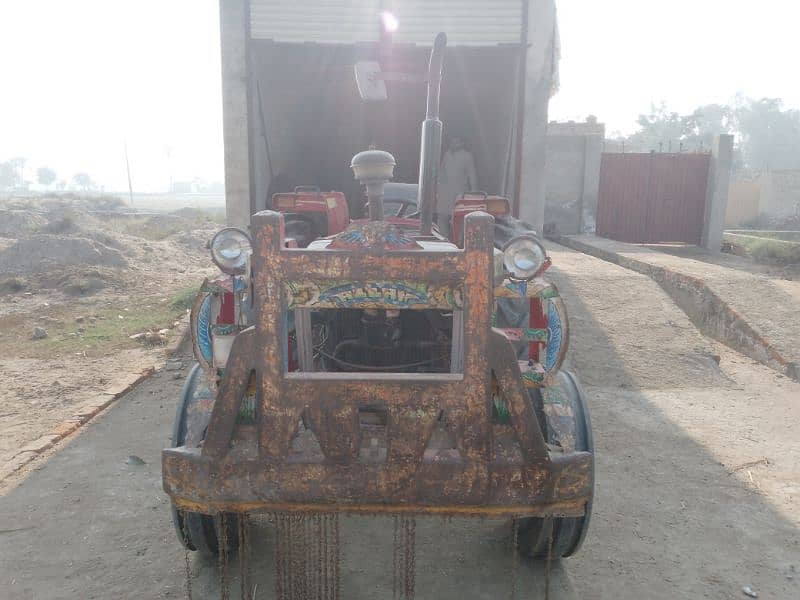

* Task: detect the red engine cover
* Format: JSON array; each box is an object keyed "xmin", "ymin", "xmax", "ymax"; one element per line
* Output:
[
  {"xmin": 452, "ymin": 193, "xmax": 511, "ymax": 247},
  {"xmin": 271, "ymin": 189, "xmax": 350, "ymax": 237}
]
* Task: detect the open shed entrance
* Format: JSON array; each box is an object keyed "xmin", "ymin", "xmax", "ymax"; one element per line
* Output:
[{"xmin": 250, "ymin": 41, "xmax": 521, "ymax": 216}]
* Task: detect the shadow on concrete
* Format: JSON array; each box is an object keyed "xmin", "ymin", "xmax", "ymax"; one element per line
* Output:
[
  {"xmin": 0, "ymin": 254, "xmax": 798, "ymax": 599},
  {"xmin": 545, "ymin": 245, "xmax": 799, "ymax": 599}
]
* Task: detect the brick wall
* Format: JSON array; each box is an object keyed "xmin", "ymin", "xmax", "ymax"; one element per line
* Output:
[
  {"xmin": 759, "ymin": 170, "xmax": 800, "ymax": 219},
  {"xmin": 725, "ymin": 180, "xmax": 760, "ymax": 226}
]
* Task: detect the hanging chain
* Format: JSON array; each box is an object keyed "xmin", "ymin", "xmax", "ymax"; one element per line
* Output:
[
  {"xmin": 333, "ymin": 513, "xmax": 341, "ymax": 600},
  {"xmin": 315, "ymin": 514, "xmax": 323, "ymax": 600},
  {"xmin": 205, "ymin": 509, "xmax": 560, "ymax": 600},
  {"xmin": 408, "ymin": 516, "xmax": 416, "ymax": 600},
  {"xmin": 273, "ymin": 512, "xmax": 285, "ymax": 600},
  {"xmin": 290, "ymin": 515, "xmax": 300, "ymax": 599},
  {"xmin": 216, "ymin": 513, "xmax": 230, "ymax": 600},
  {"xmin": 238, "ymin": 513, "xmax": 252, "ymax": 600},
  {"xmin": 545, "ymin": 523, "xmax": 554, "ymax": 600},
  {"xmin": 392, "ymin": 515, "xmax": 417, "ymax": 600},
  {"xmin": 181, "ymin": 514, "xmax": 193, "ymax": 600},
  {"xmin": 275, "ymin": 513, "xmax": 281, "ymax": 598},
  {"xmin": 509, "ymin": 518, "xmax": 519, "ymax": 600},
  {"xmin": 392, "ymin": 516, "xmax": 399, "ymax": 600},
  {"xmin": 272, "ymin": 512, "xmax": 340, "ymax": 600},
  {"xmin": 322, "ymin": 513, "xmax": 329, "ymax": 599},
  {"xmin": 401, "ymin": 517, "xmax": 411, "ymax": 600},
  {"xmin": 211, "ymin": 511, "xmax": 548, "ymax": 600},
  {"xmin": 290, "ymin": 515, "xmax": 299, "ymax": 599},
  {"xmin": 304, "ymin": 514, "xmax": 313, "ymax": 599}
]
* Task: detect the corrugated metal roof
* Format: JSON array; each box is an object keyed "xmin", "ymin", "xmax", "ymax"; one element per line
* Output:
[
  {"xmin": 389, "ymin": 0, "xmax": 523, "ymax": 45},
  {"xmin": 250, "ymin": 0, "xmax": 382, "ymax": 43},
  {"xmin": 249, "ymin": 0, "xmax": 523, "ymax": 46}
]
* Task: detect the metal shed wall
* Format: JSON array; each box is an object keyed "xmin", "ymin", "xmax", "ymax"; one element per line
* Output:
[{"xmin": 249, "ymin": 0, "xmax": 523, "ymax": 45}]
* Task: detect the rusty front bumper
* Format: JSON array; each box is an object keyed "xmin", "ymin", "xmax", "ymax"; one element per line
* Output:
[{"xmin": 163, "ymin": 448, "xmax": 592, "ymax": 518}]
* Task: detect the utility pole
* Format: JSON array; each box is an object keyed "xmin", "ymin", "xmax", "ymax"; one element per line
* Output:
[{"xmin": 124, "ymin": 143, "xmax": 134, "ymax": 207}]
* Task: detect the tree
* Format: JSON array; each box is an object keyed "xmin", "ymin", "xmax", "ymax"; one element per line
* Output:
[
  {"xmin": 37, "ymin": 166, "xmax": 57, "ymax": 187},
  {"xmin": 734, "ymin": 97, "xmax": 800, "ymax": 171},
  {"xmin": 625, "ymin": 103, "xmax": 690, "ymax": 152},
  {"xmin": 72, "ymin": 172, "xmax": 94, "ymax": 192},
  {"xmin": 684, "ymin": 103, "xmax": 734, "ymax": 150},
  {"xmin": 9, "ymin": 157, "xmax": 27, "ymax": 185},
  {"xmin": 622, "ymin": 102, "xmax": 734, "ymax": 153},
  {"xmin": 619, "ymin": 97, "xmax": 800, "ymax": 173},
  {"xmin": 0, "ymin": 162, "xmax": 18, "ymax": 190}
]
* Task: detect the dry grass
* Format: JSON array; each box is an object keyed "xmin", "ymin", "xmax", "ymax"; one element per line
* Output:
[
  {"xmin": 0, "ymin": 276, "xmax": 27, "ymax": 293},
  {"xmin": 724, "ymin": 232, "xmax": 800, "ymax": 266},
  {"xmin": 2, "ymin": 286, "xmax": 197, "ymax": 359}
]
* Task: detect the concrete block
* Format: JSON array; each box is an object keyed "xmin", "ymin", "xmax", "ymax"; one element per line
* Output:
[
  {"xmin": 105, "ymin": 382, "xmax": 135, "ymax": 397},
  {"xmin": 18, "ymin": 435, "xmax": 61, "ymax": 455},
  {"xmin": 50, "ymin": 421, "xmax": 80, "ymax": 438},
  {"xmin": 73, "ymin": 401, "xmax": 110, "ymax": 421},
  {"xmin": 0, "ymin": 451, "xmax": 39, "ymax": 481},
  {"xmin": 106, "ymin": 367, "xmax": 154, "ymax": 397}
]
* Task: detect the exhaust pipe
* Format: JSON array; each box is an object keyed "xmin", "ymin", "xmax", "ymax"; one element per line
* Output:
[{"xmin": 418, "ymin": 32, "xmax": 447, "ymax": 236}]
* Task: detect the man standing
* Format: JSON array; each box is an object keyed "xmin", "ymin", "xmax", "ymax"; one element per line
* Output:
[{"xmin": 436, "ymin": 136, "xmax": 478, "ymax": 237}]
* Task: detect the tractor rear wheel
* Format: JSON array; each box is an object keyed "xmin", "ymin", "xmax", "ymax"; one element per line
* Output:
[
  {"xmin": 517, "ymin": 370, "xmax": 594, "ymax": 560},
  {"xmin": 170, "ymin": 363, "xmax": 239, "ymax": 556}
]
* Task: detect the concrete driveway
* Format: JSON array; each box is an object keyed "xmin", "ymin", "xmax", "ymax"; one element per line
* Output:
[{"xmin": 1, "ymin": 244, "xmax": 798, "ymax": 599}]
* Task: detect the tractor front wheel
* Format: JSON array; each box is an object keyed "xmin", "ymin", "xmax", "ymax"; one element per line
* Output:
[
  {"xmin": 517, "ymin": 370, "xmax": 594, "ymax": 560},
  {"xmin": 170, "ymin": 363, "xmax": 239, "ymax": 556}
]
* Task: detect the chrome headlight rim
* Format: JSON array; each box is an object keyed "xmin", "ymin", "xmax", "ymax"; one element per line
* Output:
[
  {"xmin": 210, "ymin": 227, "xmax": 252, "ymax": 275},
  {"xmin": 501, "ymin": 234, "xmax": 547, "ymax": 281}
]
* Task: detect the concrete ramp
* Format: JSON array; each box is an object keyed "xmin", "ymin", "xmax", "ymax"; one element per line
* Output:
[
  {"xmin": 544, "ymin": 243, "xmax": 733, "ymax": 390},
  {"xmin": 553, "ymin": 235, "xmax": 800, "ymax": 382}
]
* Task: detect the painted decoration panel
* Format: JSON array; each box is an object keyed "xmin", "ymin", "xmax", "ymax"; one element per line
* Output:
[{"xmin": 286, "ymin": 280, "xmax": 464, "ymax": 310}]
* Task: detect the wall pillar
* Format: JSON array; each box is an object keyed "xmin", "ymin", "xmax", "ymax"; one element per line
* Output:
[
  {"xmin": 220, "ymin": 0, "xmax": 252, "ymax": 227},
  {"xmin": 543, "ymin": 119, "xmax": 604, "ymax": 234},
  {"xmin": 579, "ymin": 133, "xmax": 603, "ymax": 233},
  {"xmin": 702, "ymin": 134, "xmax": 734, "ymax": 251},
  {"xmin": 518, "ymin": 0, "xmax": 558, "ymax": 232}
]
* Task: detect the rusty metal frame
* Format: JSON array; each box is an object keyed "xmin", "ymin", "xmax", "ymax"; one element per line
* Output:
[{"xmin": 163, "ymin": 211, "xmax": 592, "ymax": 517}]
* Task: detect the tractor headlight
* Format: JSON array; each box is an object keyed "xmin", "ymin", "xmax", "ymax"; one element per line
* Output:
[
  {"xmin": 210, "ymin": 228, "xmax": 252, "ymax": 274},
  {"xmin": 502, "ymin": 235, "xmax": 547, "ymax": 281}
]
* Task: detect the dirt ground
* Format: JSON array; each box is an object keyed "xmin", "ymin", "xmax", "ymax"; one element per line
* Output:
[
  {"xmin": 0, "ymin": 195, "xmax": 217, "ymax": 467},
  {"xmin": 0, "ymin": 241, "xmax": 797, "ymax": 599}
]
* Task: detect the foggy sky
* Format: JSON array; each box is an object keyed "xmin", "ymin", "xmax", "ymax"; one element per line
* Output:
[
  {"xmin": 0, "ymin": 0, "xmax": 797, "ymax": 191},
  {"xmin": 551, "ymin": 0, "xmax": 800, "ymax": 134}
]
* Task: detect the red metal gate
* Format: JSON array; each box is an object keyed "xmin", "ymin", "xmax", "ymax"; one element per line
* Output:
[{"xmin": 596, "ymin": 152, "xmax": 710, "ymax": 244}]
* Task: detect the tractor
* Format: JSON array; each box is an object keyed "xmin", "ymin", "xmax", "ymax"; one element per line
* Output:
[{"xmin": 163, "ymin": 33, "xmax": 593, "ymax": 598}]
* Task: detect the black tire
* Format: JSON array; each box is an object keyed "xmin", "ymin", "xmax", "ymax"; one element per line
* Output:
[
  {"xmin": 170, "ymin": 364, "xmax": 239, "ymax": 556},
  {"xmin": 518, "ymin": 371, "xmax": 594, "ymax": 560}
]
